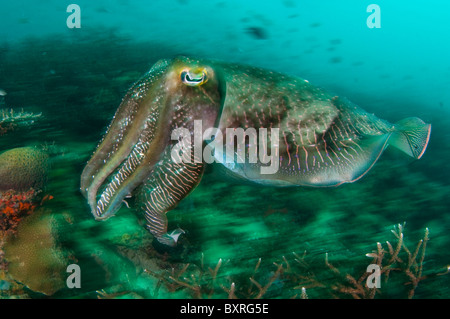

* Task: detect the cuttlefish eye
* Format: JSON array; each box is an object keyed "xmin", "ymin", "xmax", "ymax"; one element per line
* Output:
[{"xmin": 180, "ymin": 68, "xmax": 208, "ymax": 86}]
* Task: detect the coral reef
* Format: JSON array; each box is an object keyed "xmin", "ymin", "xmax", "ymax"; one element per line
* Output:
[
  {"xmin": 0, "ymin": 146, "xmax": 50, "ymax": 243},
  {"xmin": 0, "ymin": 145, "xmax": 52, "ymax": 297},
  {"xmin": 0, "ymin": 189, "xmax": 49, "ymax": 234},
  {"xmin": 2, "ymin": 208, "xmax": 70, "ymax": 297},
  {"xmin": 0, "ymin": 147, "xmax": 49, "ymax": 192},
  {"xmin": 0, "ymin": 191, "xmax": 54, "ymax": 296}
]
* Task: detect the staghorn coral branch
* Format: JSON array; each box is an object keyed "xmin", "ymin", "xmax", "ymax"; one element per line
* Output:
[
  {"xmin": 250, "ymin": 263, "xmax": 283, "ymax": 299},
  {"xmin": 389, "ymin": 224, "xmax": 404, "ymax": 264},
  {"xmin": 300, "ymin": 287, "xmax": 308, "ymax": 299},
  {"xmin": 221, "ymin": 282, "xmax": 237, "ymax": 299},
  {"xmin": 418, "ymin": 228, "xmax": 429, "ymax": 280},
  {"xmin": 325, "ymin": 252, "xmax": 340, "ymax": 275},
  {"xmin": 437, "ymin": 266, "xmax": 450, "ymax": 277},
  {"xmin": 254, "ymin": 257, "xmax": 261, "ymax": 273},
  {"xmin": 208, "ymin": 258, "xmax": 222, "ymax": 281}
]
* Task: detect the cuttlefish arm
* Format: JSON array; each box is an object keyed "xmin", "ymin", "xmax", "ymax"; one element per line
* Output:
[
  {"xmin": 136, "ymin": 147, "xmax": 205, "ymax": 246},
  {"xmin": 80, "ymin": 60, "xmax": 172, "ymax": 220}
]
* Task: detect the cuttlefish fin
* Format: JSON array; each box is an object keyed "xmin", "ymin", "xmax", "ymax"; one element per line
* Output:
[
  {"xmin": 137, "ymin": 150, "xmax": 204, "ymax": 246},
  {"xmin": 389, "ymin": 117, "xmax": 431, "ymax": 159},
  {"xmin": 300, "ymin": 117, "xmax": 430, "ymax": 187}
]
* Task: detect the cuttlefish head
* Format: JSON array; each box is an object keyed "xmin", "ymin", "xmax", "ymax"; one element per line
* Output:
[{"xmin": 80, "ymin": 57, "xmax": 223, "ymax": 220}]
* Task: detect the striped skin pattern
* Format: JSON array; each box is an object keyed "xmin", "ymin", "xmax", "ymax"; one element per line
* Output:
[
  {"xmin": 81, "ymin": 57, "xmax": 431, "ymax": 246},
  {"xmin": 136, "ymin": 148, "xmax": 204, "ymax": 246}
]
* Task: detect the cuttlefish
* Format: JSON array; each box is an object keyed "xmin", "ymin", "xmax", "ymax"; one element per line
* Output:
[{"xmin": 81, "ymin": 57, "xmax": 431, "ymax": 246}]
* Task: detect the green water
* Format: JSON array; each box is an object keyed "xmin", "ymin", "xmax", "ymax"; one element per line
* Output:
[{"xmin": 0, "ymin": 1, "xmax": 449, "ymax": 299}]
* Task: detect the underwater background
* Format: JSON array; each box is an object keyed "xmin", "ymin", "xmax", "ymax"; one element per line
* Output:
[{"xmin": 0, "ymin": 0, "xmax": 449, "ymax": 299}]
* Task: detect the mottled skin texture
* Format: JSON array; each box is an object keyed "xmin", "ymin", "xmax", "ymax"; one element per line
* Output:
[
  {"xmin": 0, "ymin": 147, "xmax": 49, "ymax": 192},
  {"xmin": 81, "ymin": 57, "xmax": 431, "ymax": 246}
]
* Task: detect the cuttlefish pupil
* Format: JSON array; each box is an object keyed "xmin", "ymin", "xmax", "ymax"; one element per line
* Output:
[
  {"xmin": 80, "ymin": 56, "xmax": 431, "ymax": 247},
  {"xmin": 181, "ymin": 68, "xmax": 207, "ymax": 86}
]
